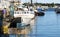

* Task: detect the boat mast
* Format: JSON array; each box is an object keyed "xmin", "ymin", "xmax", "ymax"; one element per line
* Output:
[{"xmin": 31, "ymin": 0, "xmax": 33, "ymax": 6}]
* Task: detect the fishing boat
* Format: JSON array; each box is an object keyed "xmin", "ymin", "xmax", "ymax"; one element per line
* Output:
[
  {"xmin": 35, "ymin": 6, "xmax": 45, "ymax": 16},
  {"xmin": 55, "ymin": 7, "xmax": 60, "ymax": 13},
  {"xmin": 2, "ymin": 0, "xmax": 35, "ymax": 37},
  {"xmin": 8, "ymin": 1, "xmax": 35, "ymax": 35}
]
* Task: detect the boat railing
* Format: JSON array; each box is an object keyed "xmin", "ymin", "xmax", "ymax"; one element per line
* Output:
[
  {"xmin": 14, "ymin": 11, "xmax": 34, "ymax": 14},
  {"xmin": 17, "ymin": 23, "xmax": 30, "ymax": 29}
]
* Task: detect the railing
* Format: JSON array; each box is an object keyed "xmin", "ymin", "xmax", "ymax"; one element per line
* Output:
[
  {"xmin": 17, "ymin": 23, "xmax": 31, "ymax": 30},
  {"xmin": 14, "ymin": 11, "xmax": 34, "ymax": 14}
]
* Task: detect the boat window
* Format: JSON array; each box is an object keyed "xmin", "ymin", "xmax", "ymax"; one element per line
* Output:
[
  {"xmin": 30, "ymin": 11, "xmax": 34, "ymax": 14},
  {"xmin": 18, "ymin": 8, "xmax": 23, "ymax": 11},
  {"xmin": 17, "ymin": 12, "xmax": 19, "ymax": 14},
  {"xmin": 27, "ymin": 12, "xmax": 29, "ymax": 14},
  {"xmin": 24, "ymin": 12, "xmax": 26, "ymax": 14},
  {"xmin": 14, "ymin": 11, "xmax": 33, "ymax": 14},
  {"xmin": 30, "ymin": 9, "xmax": 33, "ymax": 11}
]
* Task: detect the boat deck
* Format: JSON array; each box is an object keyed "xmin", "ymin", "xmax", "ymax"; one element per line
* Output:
[{"xmin": 2, "ymin": 19, "xmax": 31, "ymax": 34}]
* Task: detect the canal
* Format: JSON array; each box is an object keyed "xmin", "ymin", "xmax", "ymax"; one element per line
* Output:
[{"xmin": 30, "ymin": 10, "xmax": 60, "ymax": 37}]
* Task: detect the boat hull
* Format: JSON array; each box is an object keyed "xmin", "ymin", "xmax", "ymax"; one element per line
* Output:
[{"xmin": 35, "ymin": 12, "xmax": 45, "ymax": 16}]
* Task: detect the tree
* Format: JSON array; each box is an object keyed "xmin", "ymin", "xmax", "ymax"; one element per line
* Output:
[{"xmin": 51, "ymin": 3, "xmax": 55, "ymax": 7}]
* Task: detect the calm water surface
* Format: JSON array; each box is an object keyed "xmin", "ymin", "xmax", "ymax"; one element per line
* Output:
[{"xmin": 31, "ymin": 11, "xmax": 60, "ymax": 37}]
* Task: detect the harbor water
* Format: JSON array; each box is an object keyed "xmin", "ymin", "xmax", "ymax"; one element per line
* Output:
[{"xmin": 30, "ymin": 10, "xmax": 60, "ymax": 37}]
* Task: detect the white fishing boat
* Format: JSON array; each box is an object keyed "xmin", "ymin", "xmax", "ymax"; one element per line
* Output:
[
  {"xmin": 2, "ymin": 1, "xmax": 35, "ymax": 37},
  {"xmin": 13, "ymin": 0, "xmax": 35, "ymax": 25},
  {"xmin": 14, "ymin": 10, "xmax": 34, "ymax": 24},
  {"xmin": 8, "ymin": 1, "xmax": 35, "ymax": 35}
]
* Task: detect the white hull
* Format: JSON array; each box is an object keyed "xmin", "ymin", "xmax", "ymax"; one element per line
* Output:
[
  {"xmin": 14, "ymin": 11, "xmax": 35, "ymax": 25},
  {"xmin": 14, "ymin": 14, "xmax": 34, "ymax": 18},
  {"xmin": 8, "ymin": 11, "xmax": 35, "ymax": 34}
]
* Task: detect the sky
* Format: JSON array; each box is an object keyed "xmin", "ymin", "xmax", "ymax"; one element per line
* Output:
[{"xmin": 21, "ymin": 0, "xmax": 60, "ymax": 3}]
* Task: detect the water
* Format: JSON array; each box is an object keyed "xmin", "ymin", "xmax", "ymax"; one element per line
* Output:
[
  {"xmin": 46, "ymin": 8, "xmax": 55, "ymax": 11},
  {"xmin": 30, "ymin": 11, "xmax": 60, "ymax": 37}
]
